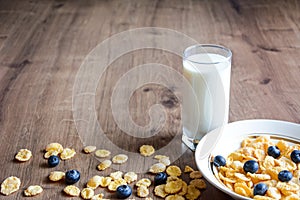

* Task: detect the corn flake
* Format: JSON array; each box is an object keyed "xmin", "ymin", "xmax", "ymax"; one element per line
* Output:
[
  {"xmin": 108, "ymin": 179, "xmax": 127, "ymax": 191},
  {"xmin": 136, "ymin": 178, "xmax": 151, "ymax": 187},
  {"xmin": 0, "ymin": 176, "xmax": 21, "ymax": 196},
  {"xmin": 190, "ymin": 171, "xmax": 202, "ymax": 179},
  {"xmin": 24, "ymin": 185, "xmax": 43, "ymax": 197},
  {"xmin": 137, "ymin": 185, "xmax": 149, "ymax": 197},
  {"xmin": 154, "ymin": 184, "xmax": 168, "ymax": 198},
  {"xmin": 49, "ymin": 171, "xmax": 65, "ymax": 181},
  {"xmin": 83, "ymin": 146, "xmax": 97, "ymax": 154},
  {"xmin": 139, "ymin": 145, "xmax": 155, "ymax": 156},
  {"xmin": 184, "ymin": 165, "xmax": 194, "ymax": 173},
  {"xmin": 166, "ymin": 194, "xmax": 185, "ymax": 200},
  {"xmin": 87, "ymin": 175, "xmax": 103, "ymax": 189},
  {"xmin": 166, "ymin": 165, "xmax": 182, "ymax": 177},
  {"xmin": 110, "ymin": 171, "xmax": 123, "ymax": 180},
  {"xmin": 60, "ymin": 148, "xmax": 76, "ymax": 160},
  {"xmin": 185, "ymin": 185, "xmax": 201, "ymax": 200},
  {"xmin": 95, "ymin": 149, "xmax": 111, "ymax": 158},
  {"xmin": 45, "ymin": 143, "xmax": 63, "ymax": 153},
  {"xmin": 97, "ymin": 159, "xmax": 112, "ymax": 171},
  {"xmin": 149, "ymin": 163, "xmax": 166, "ymax": 173},
  {"xmin": 15, "ymin": 149, "xmax": 32, "ymax": 162},
  {"xmin": 44, "ymin": 150, "xmax": 59, "ymax": 159},
  {"xmin": 190, "ymin": 179, "xmax": 207, "ymax": 189},
  {"xmin": 99, "ymin": 177, "xmax": 112, "ymax": 188},
  {"xmin": 165, "ymin": 180, "xmax": 183, "ymax": 194},
  {"xmin": 63, "ymin": 185, "xmax": 80, "ymax": 197},
  {"xmin": 81, "ymin": 188, "xmax": 94, "ymax": 199},
  {"xmin": 124, "ymin": 172, "xmax": 138, "ymax": 183},
  {"xmin": 112, "ymin": 154, "xmax": 128, "ymax": 164}
]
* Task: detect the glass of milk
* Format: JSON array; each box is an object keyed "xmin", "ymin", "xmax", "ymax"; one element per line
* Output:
[{"xmin": 182, "ymin": 44, "xmax": 232, "ymax": 150}]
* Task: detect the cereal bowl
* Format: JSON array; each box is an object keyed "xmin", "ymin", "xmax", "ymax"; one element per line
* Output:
[{"xmin": 195, "ymin": 119, "xmax": 300, "ymax": 200}]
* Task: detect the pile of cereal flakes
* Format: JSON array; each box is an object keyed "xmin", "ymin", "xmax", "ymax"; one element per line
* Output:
[
  {"xmin": 214, "ymin": 135, "xmax": 300, "ymax": 200},
  {"xmin": 1, "ymin": 143, "xmax": 206, "ymax": 199}
]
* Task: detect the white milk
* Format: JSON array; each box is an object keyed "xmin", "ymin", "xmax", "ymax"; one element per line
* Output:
[{"xmin": 182, "ymin": 53, "xmax": 231, "ymax": 142}]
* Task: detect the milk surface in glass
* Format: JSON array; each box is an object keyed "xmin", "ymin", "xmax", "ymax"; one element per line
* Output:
[{"xmin": 182, "ymin": 53, "xmax": 231, "ymax": 147}]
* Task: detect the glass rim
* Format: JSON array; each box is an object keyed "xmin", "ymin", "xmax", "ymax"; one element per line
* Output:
[{"xmin": 183, "ymin": 44, "xmax": 232, "ymax": 65}]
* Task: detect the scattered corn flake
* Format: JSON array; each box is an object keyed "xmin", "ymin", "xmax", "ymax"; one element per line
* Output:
[
  {"xmin": 165, "ymin": 194, "xmax": 185, "ymax": 200},
  {"xmin": 189, "ymin": 179, "xmax": 207, "ymax": 189},
  {"xmin": 189, "ymin": 171, "xmax": 202, "ymax": 179},
  {"xmin": 81, "ymin": 188, "xmax": 94, "ymax": 199},
  {"xmin": 159, "ymin": 157, "xmax": 171, "ymax": 166},
  {"xmin": 99, "ymin": 177, "xmax": 112, "ymax": 188},
  {"xmin": 112, "ymin": 154, "xmax": 128, "ymax": 164},
  {"xmin": 139, "ymin": 145, "xmax": 155, "ymax": 157},
  {"xmin": 49, "ymin": 171, "xmax": 65, "ymax": 181},
  {"xmin": 87, "ymin": 175, "xmax": 103, "ymax": 189},
  {"xmin": 185, "ymin": 185, "xmax": 201, "ymax": 200},
  {"xmin": 167, "ymin": 176, "xmax": 180, "ymax": 183},
  {"xmin": 154, "ymin": 184, "xmax": 168, "ymax": 198},
  {"xmin": 0, "ymin": 176, "xmax": 21, "ymax": 196},
  {"xmin": 166, "ymin": 165, "xmax": 182, "ymax": 177},
  {"xmin": 136, "ymin": 178, "xmax": 151, "ymax": 187},
  {"xmin": 91, "ymin": 193, "xmax": 104, "ymax": 200},
  {"xmin": 108, "ymin": 178, "xmax": 127, "ymax": 191},
  {"xmin": 137, "ymin": 185, "xmax": 149, "ymax": 197},
  {"xmin": 15, "ymin": 149, "xmax": 32, "ymax": 162},
  {"xmin": 97, "ymin": 160, "xmax": 112, "ymax": 171},
  {"xmin": 60, "ymin": 148, "xmax": 76, "ymax": 160},
  {"xmin": 124, "ymin": 172, "xmax": 138, "ymax": 183},
  {"xmin": 184, "ymin": 165, "xmax": 194, "ymax": 173},
  {"xmin": 83, "ymin": 146, "xmax": 97, "ymax": 154},
  {"xmin": 145, "ymin": 197, "xmax": 153, "ymax": 200},
  {"xmin": 149, "ymin": 163, "xmax": 166, "ymax": 174},
  {"xmin": 95, "ymin": 149, "xmax": 111, "ymax": 158},
  {"xmin": 178, "ymin": 181, "xmax": 188, "ymax": 196},
  {"xmin": 165, "ymin": 180, "xmax": 183, "ymax": 194},
  {"xmin": 63, "ymin": 185, "xmax": 80, "ymax": 197},
  {"xmin": 24, "ymin": 185, "xmax": 43, "ymax": 197},
  {"xmin": 110, "ymin": 171, "xmax": 123, "ymax": 180},
  {"xmin": 45, "ymin": 142, "xmax": 63, "ymax": 153},
  {"xmin": 44, "ymin": 150, "xmax": 59, "ymax": 159}
]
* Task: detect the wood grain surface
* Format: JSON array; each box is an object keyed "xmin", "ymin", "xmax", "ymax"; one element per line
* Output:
[{"xmin": 0, "ymin": 0, "xmax": 299, "ymax": 199}]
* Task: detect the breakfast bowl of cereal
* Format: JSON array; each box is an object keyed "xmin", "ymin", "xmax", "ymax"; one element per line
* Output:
[{"xmin": 195, "ymin": 119, "xmax": 300, "ymax": 199}]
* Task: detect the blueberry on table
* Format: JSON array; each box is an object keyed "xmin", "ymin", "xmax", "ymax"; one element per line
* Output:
[
  {"xmin": 213, "ymin": 155, "xmax": 226, "ymax": 167},
  {"xmin": 267, "ymin": 146, "xmax": 280, "ymax": 158},
  {"xmin": 154, "ymin": 172, "xmax": 167, "ymax": 186},
  {"xmin": 290, "ymin": 150, "xmax": 300, "ymax": 163},
  {"xmin": 253, "ymin": 183, "xmax": 268, "ymax": 196},
  {"xmin": 65, "ymin": 169, "xmax": 80, "ymax": 184},
  {"xmin": 243, "ymin": 160, "xmax": 259, "ymax": 173},
  {"xmin": 278, "ymin": 170, "xmax": 293, "ymax": 182},
  {"xmin": 116, "ymin": 185, "xmax": 132, "ymax": 199},
  {"xmin": 48, "ymin": 155, "xmax": 60, "ymax": 167}
]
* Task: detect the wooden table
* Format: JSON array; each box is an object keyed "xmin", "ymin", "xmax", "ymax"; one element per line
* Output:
[{"xmin": 0, "ymin": 0, "xmax": 299, "ymax": 199}]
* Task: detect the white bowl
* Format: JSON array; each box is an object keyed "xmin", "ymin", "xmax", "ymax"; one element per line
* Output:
[{"xmin": 195, "ymin": 119, "xmax": 300, "ymax": 200}]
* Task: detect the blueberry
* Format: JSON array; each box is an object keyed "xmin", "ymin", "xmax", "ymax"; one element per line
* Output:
[
  {"xmin": 267, "ymin": 146, "xmax": 281, "ymax": 158},
  {"xmin": 243, "ymin": 160, "xmax": 259, "ymax": 173},
  {"xmin": 278, "ymin": 170, "xmax": 293, "ymax": 182},
  {"xmin": 213, "ymin": 155, "xmax": 226, "ymax": 167},
  {"xmin": 48, "ymin": 155, "xmax": 60, "ymax": 167},
  {"xmin": 116, "ymin": 185, "xmax": 132, "ymax": 199},
  {"xmin": 154, "ymin": 172, "xmax": 167, "ymax": 186},
  {"xmin": 253, "ymin": 183, "xmax": 268, "ymax": 196},
  {"xmin": 65, "ymin": 169, "xmax": 80, "ymax": 184},
  {"xmin": 290, "ymin": 150, "xmax": 300, "ymax": 163}
]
